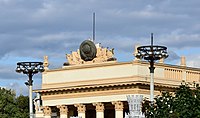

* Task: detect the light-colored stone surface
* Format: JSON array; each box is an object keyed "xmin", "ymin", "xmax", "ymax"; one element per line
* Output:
[
  {"xmin": 35, "ymin": 111, "xmax": 44, "ymax": 118},
  {"xmin": 96, "ymin": 112, "xmax": 104, "ymax": 118},
  {"xmin": 43, "ymin": 94, "xmax": 128, "ymax": 106},
  {"xmin": 42, "ymin": 63, "xmax": 136, "ymax": 85}
]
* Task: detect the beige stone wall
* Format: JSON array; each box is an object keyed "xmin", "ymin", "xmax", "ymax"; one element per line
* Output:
[
  {"xmin": 38, "ymin": 60, "xmax": 200, "ymax": 107},
  {"xmin": 42, "ymin": 62, "xmax": 138, "ymax": 88},
  {"xmin": 41, "ymin": 61, "xmax": 200, "ymax": 90}
]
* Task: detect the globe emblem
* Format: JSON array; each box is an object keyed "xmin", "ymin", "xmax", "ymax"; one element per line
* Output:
[
  {"xmin": 79, "ymin": 40, "xmax": 97, "ymax": 61},
  {"xmin": 82, "ymin": 44, "xmax": 91, "ymax": 54}
]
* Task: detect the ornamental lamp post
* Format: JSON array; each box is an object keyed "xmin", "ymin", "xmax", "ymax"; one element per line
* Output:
[
  {"xmin": 135, "ymin": 33, "xmax": 168, "ymax": 106},
  {"xmin": 16, "ymin": 62, "xmax": 44, "ymax": 118}
]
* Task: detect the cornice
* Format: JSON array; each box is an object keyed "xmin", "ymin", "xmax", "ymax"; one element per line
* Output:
[
  {"xmin": 34, "ymin": 81, "xmax": 179, "ymax": 95},
  {"xmin": 44, "ymin": 60, "xmax": 200, "ymax": 73}
]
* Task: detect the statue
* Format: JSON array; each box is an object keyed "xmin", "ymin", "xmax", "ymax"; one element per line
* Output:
[
  {"xmin": 33, "ymin": 93, "xmax": 41, "ymax": 112},
  {"xmin": 43, "ymin": 56, "xmax": 49, "ymax": 70}
]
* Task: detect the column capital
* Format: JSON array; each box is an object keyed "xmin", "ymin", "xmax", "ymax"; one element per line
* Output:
[
  {"xmin": 43, "ymin": 106, "xmax": 52, "ymax": 116},
  {"xmin": 93, "ymin": 102, "xmax": 104, "ymax": 112},
  {"xmin": 112, "ymin": 101, "xmax": 124, "ymax": 111},
  {"xmin": 74, "ymin": 104, "xmax": 86, "ymax": 113},
  {"xmin": 57, "ymin": 105, "xmax": 68, "ymax": 114}
]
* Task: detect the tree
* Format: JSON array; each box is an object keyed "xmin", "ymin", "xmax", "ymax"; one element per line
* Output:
[
  {"xmin": 173, "ymin": 84, "xmax": 200, "ymax": 118},
  {"xmin": 15, "ymin": 95, "xmax": 29, "ymax": 118},
  {"xmin": 142, "ymin": 83, "xmax": 200, "ymax": 118},
  {"xmin": 0, "ymin": 87, "xmax": 29, "ymax": 118}
]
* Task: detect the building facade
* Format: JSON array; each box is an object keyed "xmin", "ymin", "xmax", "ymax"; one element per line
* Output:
[{"xmin": 34, "ymin": 43, "xmax": 200, "ymax": 118}]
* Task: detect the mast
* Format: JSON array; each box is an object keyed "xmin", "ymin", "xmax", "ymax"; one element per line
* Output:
[{"xmin": 93, "ymin": 12, "xmax": 95, "ymax": 42}]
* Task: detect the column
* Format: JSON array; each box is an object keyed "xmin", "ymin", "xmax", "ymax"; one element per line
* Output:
[
  {"xmin": 43, "ymin": 106, "xmax": 52, "ymax": 118},
  {"xmin": 57, "ymin": 105, "xmax": 68, "ymax": 118},
  {"xmin": 74, "ymin": 104, "xmax": 86, "ymax": 118},
  {"xmin": 93, "ymin": 102, "xmax": 104, "ymax": 118},
  {"xmin": 112, "ymin": 101, "xmax": 124, "ymax": 118}
]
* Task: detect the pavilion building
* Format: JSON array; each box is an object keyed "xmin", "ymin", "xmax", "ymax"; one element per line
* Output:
[{"xmin": 34, "ymin": 43, "xmax": 200, "ymax": 118}]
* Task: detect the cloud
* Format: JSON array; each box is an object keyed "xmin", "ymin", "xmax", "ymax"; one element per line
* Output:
[
  {"xmin": 0, "ymin": 65, "xmax": 18, "ymax": 80},
  {"xmin": 0, "ymin": 0, "xmax": 199, "ymax": 62},
  {"xmin": 158, "ymin": 31, "xmax": 200, "ymax": 49},
  {"xmin": 0, "ymin": 0, "xmax": 200, "ymax": 95},
  {"xmin": 186, "ymin": 55, "xmax": 200, "ymax": 68},
  {"xmin": 8, "ymin": 82, "xmax": 28, "ymax": 96},
  {"xmin": 165, "ymin": 50, "xmax": 180, "ymax": 62}
]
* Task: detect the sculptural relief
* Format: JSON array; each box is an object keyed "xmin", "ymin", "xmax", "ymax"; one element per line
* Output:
[{"xmin": 65, "ymin": 40, "xmax": 116, "ymax": 65}]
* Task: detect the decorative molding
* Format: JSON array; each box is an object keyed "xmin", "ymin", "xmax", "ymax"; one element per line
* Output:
[
  {"xmin": 38, "ymin": 80, "xmax": 179, "ymax": 96},
  {"xmin": 93, "ymin": 102, "xmax": 104, "ymax": 112},
  {"xmin": 40, "ymin": 84, "xmax": 176, "ymax": 101},
  {"xmin": 41, "ymin": 75, "xmax": 141, "ymax": 89},
  {"xmin": 40, "ymin": 82, "xmax": 137, "ymax": 96},
  {"xmin": 43, "ymin": 106, "xmax": 52, "ymax": 116},
  {"xmin": 57, "ymin": 105, "xmax": 68, "ymax": 114},
  {"xmin": 41, "ymin": 88, "xmax": 141, "ymax": 100},
  {"xmin": 74, "ymin": 104, "xmax": 86, "ymax": 113},
  {"xmin": 112, "ymin": 101, "xmax": 124, "ymax": 111}
]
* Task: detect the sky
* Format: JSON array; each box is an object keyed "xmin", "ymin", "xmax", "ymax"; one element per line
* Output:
[{"xmin": 0, "ymin": 0, "xmax": 200, "ymax": 95}]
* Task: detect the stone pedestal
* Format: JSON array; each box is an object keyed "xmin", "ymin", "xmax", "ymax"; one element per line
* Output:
[{"xmin": 35, "ymin": 111, "xmax": 44, "ymax": 118}]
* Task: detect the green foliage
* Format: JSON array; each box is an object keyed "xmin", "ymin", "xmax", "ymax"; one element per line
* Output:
[
  {"xmin": 15, "ymin": 95, "xmax": 29, "ymax": 118},
  {"xmin": 0, "ymin": 87, "xmax": 29, "ymax": 118},
  {"xmin": 142, "ymin": 84, "xmax": 200, "ymax": 118}
]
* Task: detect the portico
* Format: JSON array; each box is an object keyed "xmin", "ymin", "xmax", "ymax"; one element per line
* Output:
[{"xmin": 42, "ymin": 101, "xmax": 128, "ymax": 118}]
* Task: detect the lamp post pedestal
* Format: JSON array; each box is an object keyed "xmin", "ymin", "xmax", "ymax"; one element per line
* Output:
[
  {"xmin": 16, "ymin": 62, "xmax": 44, "ymax": 118},
  {"xmin": 149, "ymin": 62, "xmax": 155, "ymax": 105},
  {"xmin": 135, "ymin": 33, "xmax": 168, "ymax": 106},
  {"xmin": 29, "ymin": 85, "xmax": 33, "ymax": 118}
]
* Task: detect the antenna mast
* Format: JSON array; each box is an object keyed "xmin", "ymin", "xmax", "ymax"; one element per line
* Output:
[{"xmin": 93, "ymin": 12, "xmax": 95, "ymax": 42}]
